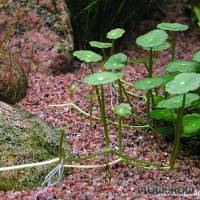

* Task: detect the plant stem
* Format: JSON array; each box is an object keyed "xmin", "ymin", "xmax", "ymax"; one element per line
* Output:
[
  {"xmin": 58, "ymin": 128, "xmax": 65, "ymax": 161},
  {"xmin": 111, "ymin": 39, "xmax": 115, "ymax": 55},
  {"xmin": 50, "ymin": 102, "xmax": 152, "ymax": 129},
  {"xmin": 171, "ymin": 32, "xmax": 176, "ymax": 61},
  {"xmin": 89, "ymin": 95, "xmax": 93, "ymax": 129},
  {"xmin": 120, "ymin": 82, "xmax": 133, "ymax": 107},
  {"xmin": 117, "ymin": 79, "xmax": 124, "ymax": 103},
  {"xmin": 146, "ymin": 91, "xmax": 150, "ymax": 120},
  {"xmin": 148, "ymin": 47, "xmax": 153, "ymax": 78},
  {"xmin": 169, "ymin": 94, "xmax": 186, "ymax": 169},
  {"xmin": 118, "ymin": 117, "xmax": 123, "ymax": 154},
  {"xmin": 100, "ymin": 85, "xmax": 110, "ymax": 148}
]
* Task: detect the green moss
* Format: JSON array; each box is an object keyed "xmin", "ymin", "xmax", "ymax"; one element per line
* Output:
[{"xmin": 0, "ymin": 102, "xmax": 70, "ymax": 191}]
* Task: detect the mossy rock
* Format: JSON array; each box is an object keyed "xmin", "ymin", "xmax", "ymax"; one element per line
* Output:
[{"xmin": 0, "ymin": 101, "xmax": 70, "ymax": 191}]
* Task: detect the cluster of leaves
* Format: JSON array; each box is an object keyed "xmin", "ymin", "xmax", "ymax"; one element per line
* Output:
[
  {"xmin": 134, "ymin": 22, "xmax": 200, "ymax": 168},
  {"xmin": 73, "ymin": 22, "xmax": 200, "ymax": 170}
]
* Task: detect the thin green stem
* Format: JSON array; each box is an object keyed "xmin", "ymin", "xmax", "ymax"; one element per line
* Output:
[
  {"xmin": 120, "ymin": 82, "xmax": 133, "ymax": 108},
  {"xmin": 89, "ymin": 95, "xmax": 93, "ymax": 129},
  {"xmin": 169, "ymin": 94, "xmax": 185, "ymax": 169},
  {"xmin": 146, "ymin": 91, "xmax": 150, "ymax": 120},
  {"xmin": 171, "ymin": 32, "xmax": 176, "ymax": 61},
  {"xmin": 58, "ymin": 128, "xmax": 65, "ymax": 161},
  {"xmin": 148, "ymin": 48, "xmax": 153, "ymax": 78},
  {"xmin": 110, "ymin": 150, "xmax": 161, "ymax": 166},
  {"xmin": 117, "ymin": 79, "xmax": 124, "ymax": 103},
  {"xmin": 111, "ymin": 39, "xmax": 115, "ymax": 55},
  {"xmin": 118, "ymin": 117, "xmax": 123, "ymax": 154},
  {"xmin": 100, "ymin": 85, "xmax": 110, "ymax": 148},
  {"xmin": 50, "ymin": 103, "xmax": 152, "ymax": 129},
  {"xmin": 116, "ymin": 80, "xmax": 146, "ymax": 100}
]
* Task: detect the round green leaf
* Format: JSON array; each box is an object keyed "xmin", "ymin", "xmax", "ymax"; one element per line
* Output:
[
  {"xmin": 157, "ymin": 22, "xmax": 188, "ymax": 31},
  {"xmin": 193, "ymin": 50, "xmax": 200, "ymax": 63},
  {"xmin": 136, "ymin": 29, "xmax": 168, "ymax": 48},
  {"xmin": 84, "ymin": 72, "xmax": 124, "ymax": 86},
  {"xmin": 165, "ymin": 60, "xmax": 200, "ymax": 73},
  {"xmin": 134, "ymin": 75, "xmax": 173, "ymax": 91},
  {"xmin": 182, "ymin": 114, "xmax": 200, "ymax": 137},
  {"xmin": 73, "ymin": 50, "xmax": 102, "ymax": 63},
  {"xmin": 157, "ymin": 93, "xmax": 199, "ymax": 109},
  {"xmin": 150, "ymin": 109, "xmax": 177, "ymax": 121},
  {"xmin": 143, "ymin": 42, "xmax": 170, "ymax": 51},
  {"xmin": 89, "ymin": 41, "xmax": 112, "ymax": 49},
  {"xmin": 113, "ymin": 103, "xmax": 131, "ymax": 118},
  {"xmin": 104, "ymin": 53, "xmax": 127, "ymax": 70},
  {"xmin": 107, "ymin": 28, "xmax": 125, "ymax": 40},
  {"xmin": 166, "ymin": 73, "xmax": 200, "ymax": 94}
]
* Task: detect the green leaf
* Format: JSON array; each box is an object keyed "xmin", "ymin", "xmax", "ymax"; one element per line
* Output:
[
  {"xmin": 165, "ymin": 60, "xmax": 200, "ymax": 73},
  {"xmin": 136, "ymin": 29, "xmax": 168, "ymax": 48},
  {"xmin": 89, "ymin": 41, "xmax": 112, "ymax": 49},
  {"xmin": 157, "ymin": 93, "xmax": 199, "ymax": 109},
  {"xmin": 104, "ymin": 53, "xmax": 127, "ymax": 70},
  {"xmin": 84, "ymin": 72, "xmax": 124, "ymax": 86},
  {"xmin": 73, "ymin": 50, "xmax": 102, "ymax": 63},
  {"xmin": 134, "ymin": 75, "xmax": 173, "ymax": 92},
  {"xmin": 166, "ymin": 73, "xmax": 200, "ymax": 94},
  {"xmin": 192, "ymin": 99, "xmax": 200, "ymax": 109},
  {"xmin": 143, "ymin": 42, "xmax": 170, "ymax": 51},
  {"xmin": 182, "ymin": 114, "xmax": 200, "ymax": 137},
  {"xmin": 113, "ymin": 103, "xmax": 132, "ymax": 118},
  {"xmin": 107, "ymin": 28, "xmax": 125, "ymax": 40},
  {"xmin": 157, "ymin": 22, "xmax": 188, "ymax": 31},
  {"xmin": 150, "ymin": 109, "xmax": 177, "ymax": 121},
  {"xmin": 193, "ymin": 50, "xmax": 200, "ymax": 63}
]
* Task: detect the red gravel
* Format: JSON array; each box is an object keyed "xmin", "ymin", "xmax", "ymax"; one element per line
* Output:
[
  {"xmin": 1, "ymin": 3, "xmax": 200, "ymax": 199},
  {"xmin": 0, "ymin": 29, "xmax": 199, "ymax": 200}
]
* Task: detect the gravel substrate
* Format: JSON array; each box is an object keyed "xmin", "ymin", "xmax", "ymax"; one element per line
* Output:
[{"xmin": 0, "ymin": 27, "xmax": 199, "ymax": 199}]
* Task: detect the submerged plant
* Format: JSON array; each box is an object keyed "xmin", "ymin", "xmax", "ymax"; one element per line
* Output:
[
  {"xmin": 157, "ymin": 72, "xmax": 200, "ymax": 169},
  {"xmin": 113, "ymin": 103, "xmax": 131, "ymax": 153},
  {"xmin": 84, "ymin": 71, "xmax": 124, "ymax": 148},
  {"xmin": 157, "ymin": 22, "xmax": 188, "ymax": 61}
]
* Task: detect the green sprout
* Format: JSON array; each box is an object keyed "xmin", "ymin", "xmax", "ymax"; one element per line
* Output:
[
  {"xmin": 104, "ymin": 53, "xmax": 130, "ymax": 104},
  {"xmin": 166, "ymin": 60, "xmax": 200, "ymax": 73},
  {"xmin": 157, "ymin": 72, "xmax": 200, "ymax": 169},
  {"xmin": 113, "ymin": 103, "xmax": 131, "ymax": 153},
  {"xmin": 107, "ymin": 28, "xmax": 125, "ymax": 55},
  {"xmin": 70, "ymin": 83, "xmax": 78, "ymax": 100},
  {"xmin": 84, "ymin": 71, "xmax": 124, "ymax": 148},
  {"xmin": 157, "ymin": 22, "xmax": 188, "ymax": 61}
]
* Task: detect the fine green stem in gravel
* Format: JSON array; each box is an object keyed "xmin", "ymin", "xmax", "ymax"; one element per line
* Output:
[
  {"xmin": 50, "ymin": 102, "xmax": 156, "ymax": 130},
  {"xmin": 100, "ymin": 85, "xmax": 110, "ymax": 148},
  {"xmin": 118, "ymin": 117, "xmax": 123, "ymax": 154},
  {"xmin": 169, "ymin": 94, "xmax": 186, "ymax": 169},
  {"xmin": 117, "ymin": 79, "xmax": 124, "ymax": 103},
  {"xmin": 171, "ymin": 32, "xmax": 176, "ymax": 61}
]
